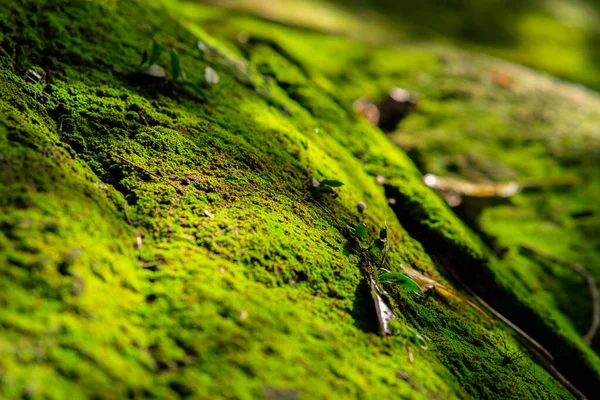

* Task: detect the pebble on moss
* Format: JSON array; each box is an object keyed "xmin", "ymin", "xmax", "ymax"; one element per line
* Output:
[
  {"xmin": 377, "ymin": 87, "xmax": 417, "ymax": 132},
  {"xmin": 205, "ymin": 67, "xmax": 220, "ymax": 85},
  {"xmin": 204, "ymin": 209, "xmax": 215, "ymax": 219},
  {"xmin": 357, "ymin": 201, "xmax": 367, "ymax": 213},
  {"xmin": 145, "ymin": 64, "xmax": 167, "ymax": 78}
]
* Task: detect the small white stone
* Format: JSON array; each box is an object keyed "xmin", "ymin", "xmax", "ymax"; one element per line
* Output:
[
  {"xmin": 389, "ymin": 87, "xmax": 411, "ymax": 103},
  {"xmin": 144, "ymin": 64, "xmax": 167, "ymax": 78},
  {"xmin": 423, "ymin": 173, "xmax": 438, "ymax": 187},
  {"xmin": 205, "ymin": 67, "xmax": 220, "ymax": 85},
  {"xmin": 204, "ymin": 209, "xmax": 215, "ymax": 219},
  {"xmin": 357, "ymin": 201, "xmax": 367, "ymax": 213},
  {"xmin": 197, "ymin": 40, "xmax": 210, "ymax": 53}
]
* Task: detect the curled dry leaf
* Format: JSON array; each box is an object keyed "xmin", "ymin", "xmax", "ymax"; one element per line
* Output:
[
  {"xmin": 369, "ymin": 276, "xmax": 395, "ymax": 336},
  {"xmin": 423, "ymin": 173, "xmax": 520, "ymax": 198},
  {"xmin": 423, "ymin": 173, "xmax": 520, "ymax": 207}
]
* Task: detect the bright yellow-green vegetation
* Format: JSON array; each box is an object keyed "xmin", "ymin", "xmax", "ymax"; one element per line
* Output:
[
  {"xmin": 220, "ymin": 0, "xmax": 600, "ymax": 90},
  {"xmin": 0, "ymin": 0, "xmax": 599, "ymax": 399}
]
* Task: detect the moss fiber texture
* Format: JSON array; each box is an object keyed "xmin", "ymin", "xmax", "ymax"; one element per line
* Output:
[{"xmin": 1, "ymin": 0, "xmax": 600, "ymax": 399}]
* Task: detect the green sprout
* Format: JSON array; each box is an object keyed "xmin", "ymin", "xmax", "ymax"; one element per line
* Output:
[{"xmin": 310, "ymin": 178, "xmax": 344, "ymax": 195}]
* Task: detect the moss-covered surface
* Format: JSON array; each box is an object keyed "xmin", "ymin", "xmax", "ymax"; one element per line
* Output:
[
  {"xmin": 0, "ymin": 0, "xmax": 599, "ymax": 398},
  {"xmin": 215, "ymin": 0, "xmax": 600, "ymax": 91}
]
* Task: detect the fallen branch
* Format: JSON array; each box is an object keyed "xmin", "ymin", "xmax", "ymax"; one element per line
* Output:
[{"xmin": 519, "ymin": 245, "xmax": 599, "ymax": 345}]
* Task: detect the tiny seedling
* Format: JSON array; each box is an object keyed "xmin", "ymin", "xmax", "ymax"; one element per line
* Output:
[
  {"xmin": 378, "ymin": 271, "xmax": 422, "ymax": 294},
  {"xmin": 138, "ymin": 39, "xmax": 210, "ymax": 97},
  {"xmin": 355, "ymin": 223, "xmax": 368, "ymax": 238},
  {"xmin": 149, "ymin": 40, "xmax": 162, "ymax": 66},
  {"xmin": 500, "ymin": 334, "xmax": 526, "ymax": 366},
  {"xmin": 309, "ymin": 178, "xmax": 344, "ymax": 196},
  {"xmin": 170, "ymin": 48, "xmax": 184, "ymax": 81},
  {"xmin": 139, "ymin": 39, "xmax": 163, "ymax": 69},
  {"xmin": 139, "ymin": 49, "xmax": 148, "ymax": 68},
  {"xmin": 370, "ymin": 225, "xmax": 387, "ymax": 252}
]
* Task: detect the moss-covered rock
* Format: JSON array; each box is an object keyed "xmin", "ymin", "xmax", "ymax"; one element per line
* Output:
[{"xmin": 0, "ymin": 0, "xmax": 598, "ymax": 398}]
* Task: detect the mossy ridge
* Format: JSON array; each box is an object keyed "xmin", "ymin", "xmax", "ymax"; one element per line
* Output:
[
  {"xmin": 1, "ymin": 0, "xmax": 462, "ymax": 398},
  {"xmin": 193, "ymin": 5, "xmax": 600, "ymax": 395},
  {"xmin": 0, "ymin": 0, "xmax": 592, "ymax": 399},
  {"xmin": 200, "ymin": 10, "xmax": 598, "ymax": 392}
]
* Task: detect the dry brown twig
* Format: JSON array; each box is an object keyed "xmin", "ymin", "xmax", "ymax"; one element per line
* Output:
[
  {"xmin": 519, "ymin": 245, "xmax": 599, "ymax": 345},
  {"xmin": 432, "ymin": 252, "xmax": 588, "ymax": 399}
]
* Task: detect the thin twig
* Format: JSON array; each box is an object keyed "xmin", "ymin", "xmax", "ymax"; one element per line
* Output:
[
  {"xmin": 436, "ymin": 256, "xmax": 553, "ymax": 361},
  {"xmin": 379, "ymin": 222, "xmax": 390, "ymax": 270},
  {"xmin": 519, "ymin": 245, "xmax": 599, "ymax": 345},
  {"xmin": 406, "ymin": 342, "xmax": 414, "ymax": 364},
  {"xmin": 526, "ymin": 344, "xmax": 587, "ymax": 400},
  {"xmin": 123, "ymin": 201, "xmax": 133, "ymax": 226},
  {"xmin": 137, "ymin": 110, "xmax": 150, "ymax": 126},
  {"xmin": 435, "ymin": 285, "xmax": 495, "ymax": 329},
  {"xmin": 432, "ymin": 252, "xmax": 588, "ymax": 399},
  {"xmin": 110, "ymin": 152, "xmax": 184, "ymax": 195}
]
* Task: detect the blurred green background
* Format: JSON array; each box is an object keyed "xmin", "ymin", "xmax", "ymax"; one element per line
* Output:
[{"xmin": 208, "ymin": 0, "xmax": 600, "ymax": 90}]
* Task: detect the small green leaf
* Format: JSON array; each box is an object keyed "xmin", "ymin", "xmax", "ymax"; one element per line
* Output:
[
  {"xmin": 371, "ymin": 238, "xmax": 385, "ymax": 252},
  {"xmin": 355, "ymin": 223, "xmax": 368, "ymax": 238},
  {"xmin": 378, "ymin": 272, "xmax": 422, "ymax": 293},
  {"xmin": 313, "ymin": 185, "xmax": 334, "ymax": 194},
  {"xmin": 139, "ymin": 49, "xmax": 148, "ymax": 67},
  {"xmin": 377, "ymin": 272, "xmax": 398, "ymax": 281},
  {"xmin": 170, "ymin": 48, "xmax": 182, "ymax": 80},
  {"xmin": 149, "ymin": 40, "xmax": 162, "ymax": 66},
  {"xmin": 320, "ymin": 179, "xmax": 344, "ymax": 187}
]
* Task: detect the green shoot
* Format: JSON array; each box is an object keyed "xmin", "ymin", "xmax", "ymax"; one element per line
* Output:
[
  {"xmin": 149, "ymin": 40, "xmax": 162, "ymax": 66},
  {"xmin": 320, "ymin": 180, "xmax": 344, "ymax": 187},
  {"xmin": 355, "ymin": 223, "xmax": 368, "ymax": 238},
  {"xmin": 170, "ymin": 48, "xmax": 183, "ymax": 80},
  {"xmin": 139, "ymin": 49, "xmax": 148, "ymax": 67},
  {"xmin": 378, "ymin": 272, "xmax": 422, "ymax": 294},
  {"xmin": 309, "ymin": 177, "xmax": 344, "ymax": 196}
]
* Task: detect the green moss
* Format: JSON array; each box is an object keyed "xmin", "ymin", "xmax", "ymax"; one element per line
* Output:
[{"xmin": 0, "ymin": 0, "xmax": 598, "ymax": 398}]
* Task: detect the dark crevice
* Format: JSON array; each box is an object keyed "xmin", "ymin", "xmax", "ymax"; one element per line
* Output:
[
  {"xmin": 383, "ymin": 183, "xmax": 598, "ymax": 399},
  {"xmin": 351, "ymin": 277, "xmax": 380, "ymax": 334}
]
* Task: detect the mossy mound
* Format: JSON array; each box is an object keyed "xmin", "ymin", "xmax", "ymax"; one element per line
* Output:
[{"xmin": 0, "ymin": 0, "xmax": 598, "ymax": 399}]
